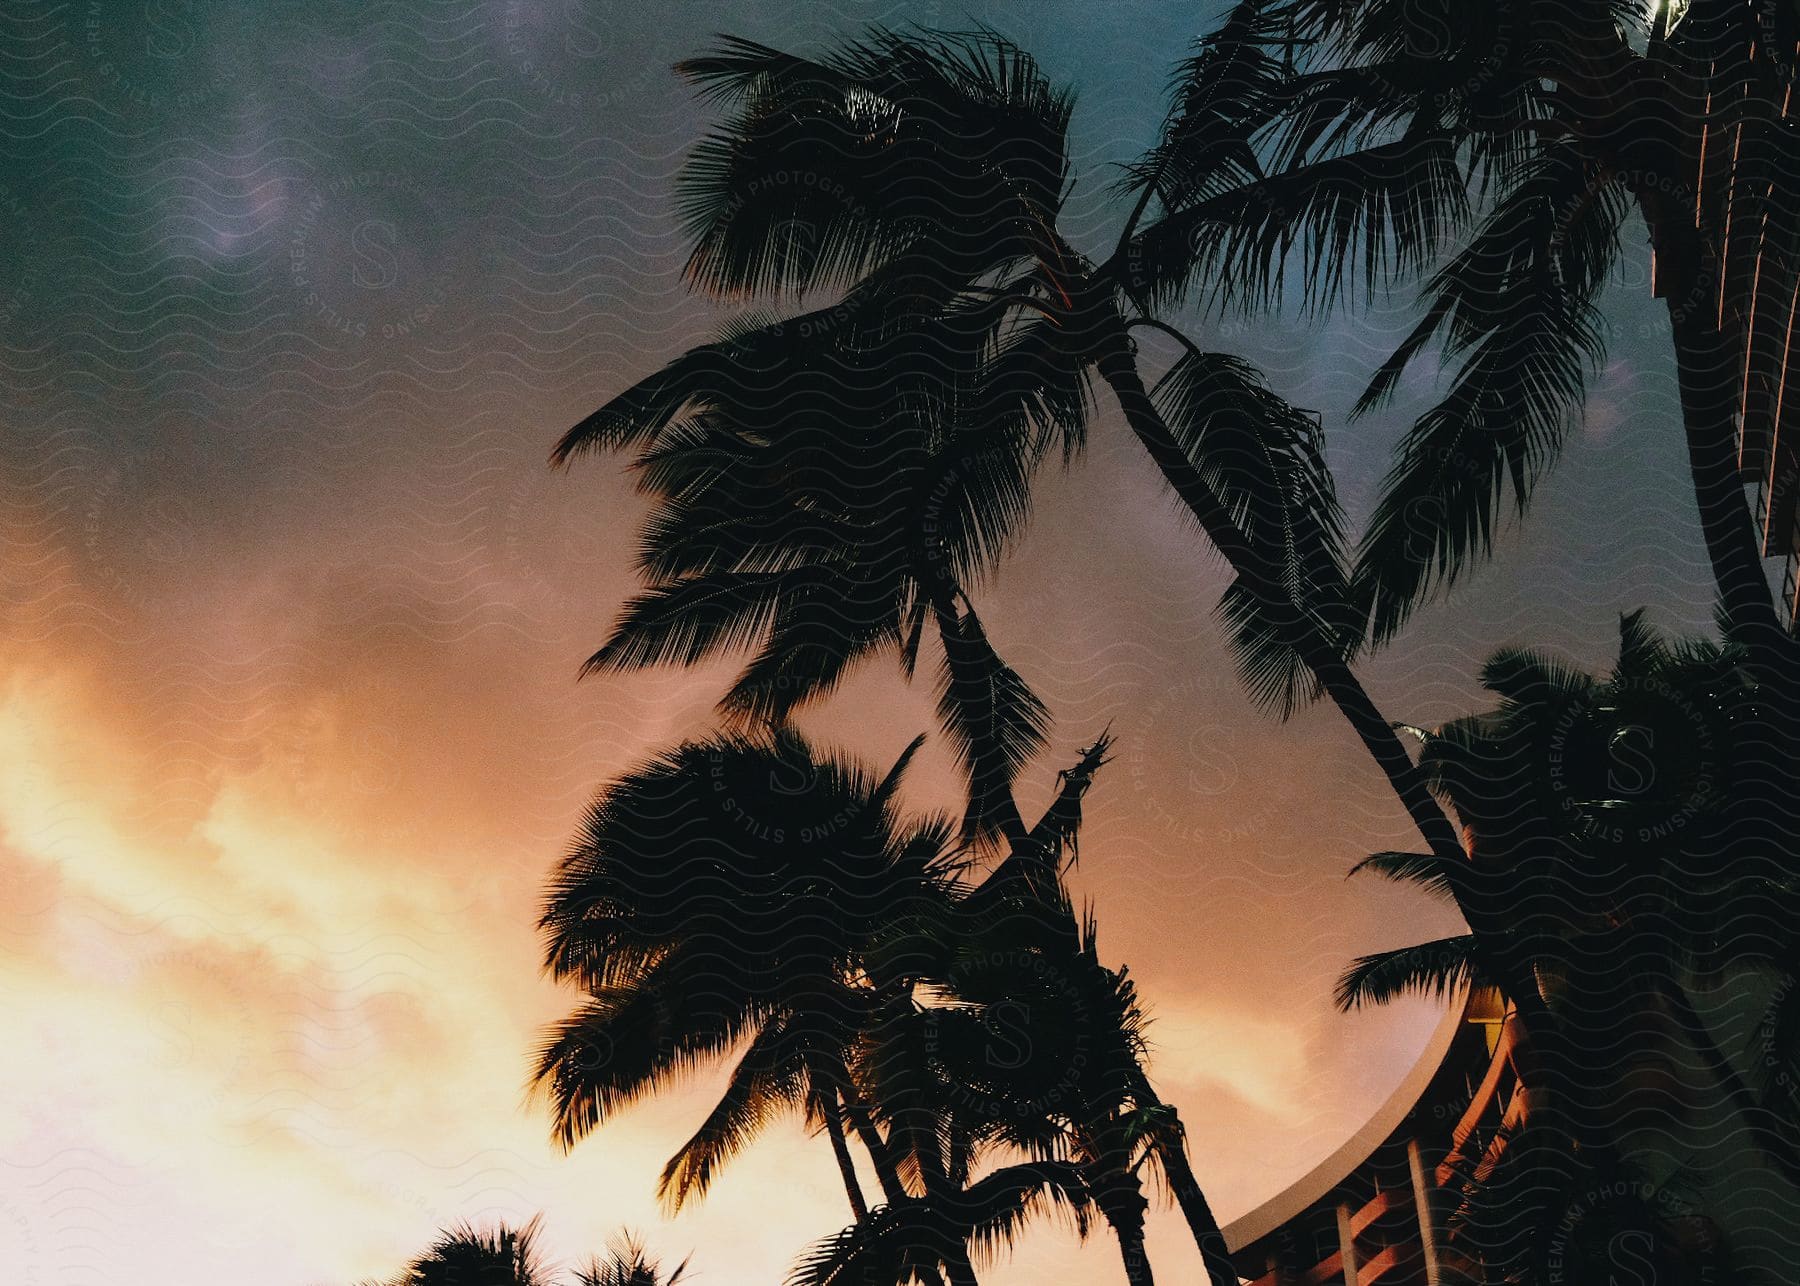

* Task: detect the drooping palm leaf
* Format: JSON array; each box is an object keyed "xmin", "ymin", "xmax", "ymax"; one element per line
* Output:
[
  {"xmin": 1334, "ymin": 933, "xmax": 1486, "ymax": 1010},
  {"xmin": 1347, "ymin": 849, "xmax": 1458, "ymax": 901},
  {"xmin": 1348, "ymin": 142, "xmax": 1622, "ymax": 643},
  {"xmin": 932, "ymin": 601, "xmax": 1051, "ymax": 844},
  {"xmin": 533, "ymin": 980, "xmax": 764, "ymax": 1147},
  {"xmin": 656, "ymin": 1012, "xmax": 813, "ymax": 1211},
  {"xmin": 1148, "ymin": 341, "xmax": 1353, "ymax": 712},
  {"xmin": 785, "ymin": 1161, "xmax": 1093, "ymax": 1286}
]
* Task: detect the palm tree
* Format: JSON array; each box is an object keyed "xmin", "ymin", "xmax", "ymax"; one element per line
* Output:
[
  {"xmin": 545, "ymin": 27, "xmax": 1459, "ymax": 843},
  {"xmin": 1130, "ymin": 0, "xmax": 1800, "ymax": 669},
  {"xmin": 1333, "ymin": 611, "xmax": 1800, "ymax": 1279},
  {"xmin": 575, "ymin": 1235, "xmax": 690, "ymax": 1286},
  {"xmin": 381, "ymin": 1219, "xmax": 549, "ymax": 1286},
  {"xmin": 902, "ymin": 923, "xmax": 1168, "ymax": 1286},
  {"xmin": 531, "ymin": 728, "xmax": 959, "ymax": 1226},
  {"xmin": 1127, "ymin": 11, "xmax": 1800, "ymax": 1087},
  {"xmin": 531, "ymin": 723, "xmax": 1224, "ymax": 1285},
  {"xmin": 941, "ymin": 736, "xmax": 1239, "ymax": 1286},
  {"xmin": 365, "ymin": 1222, "xmax": 689, "ymax": 1286},
  {"xmin": 789, "ymin": 1148, "xmax": 1096, "ymax": 1286},
  {"xmin": 550, "ymin": 17, "xmax": 1550, "ymax": 1141}
]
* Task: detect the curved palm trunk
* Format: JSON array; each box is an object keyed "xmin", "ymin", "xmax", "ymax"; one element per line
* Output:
[
  {"xmin": 1150, "ymin": 1135, "xmax": 1237, "ymax": 1286},
  {"xmin": 1112, "ymin": 1076, "xmax": 1237, "ymax": 1286},
  {"xmin": 822, "ymin": 1092, "xmax": 868, "ymax": 1219},
  {"xmin": 1667, "ymin": 309, "xmax": 1787, "ymax": 651},
  {"xmin": 1088, "ymin": 319, "xmax": 1635, "ymax": 1210},
  {"xmin": 1105, "ymin": 1204, "xmax": 1155, "ymax": 1286},
  {"xmin": 841, "ymin": 1081, "xmax": 909, "ymax": 1203},
  {"xmin": 1091, "ymin": 325, "xmax": 1555, "ymax": 1016},
  {"xmin": 841, "ymin": 1082, "xmax": 953, "ymax": 1286}
]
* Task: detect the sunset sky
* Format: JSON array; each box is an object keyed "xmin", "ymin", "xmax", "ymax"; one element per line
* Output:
[{"xmin": 0, "ymin": 2, "xmax": 1724, "ymax": 1283}]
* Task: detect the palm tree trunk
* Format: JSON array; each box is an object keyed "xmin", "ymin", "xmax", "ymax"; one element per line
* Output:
[
  {"xmin": 1140, "ymin": 1122, "xmax": 1238, "ymax": 1286},
  {"xmin": 1666, "ymin": 304, "xmax": 1789, "ymax": 659},
  {"xmin": 839, "ymin": 1089, "xmax": 951, "ymax": 1286},
  {"xmin": 822, "ymin": 1092, "xmax": 868, "ymax": 1219},
  {"xmin": 1109, "ymin": 1212, "xmax": 1156, "ymax": 1286},
  {"xmin": 840, "ymin": 1082, "xmax": 909, "ymax": 1203},
  {"xmin": 1091, "ymin": 325, "xmax": 1555, "ymax": 1019}
]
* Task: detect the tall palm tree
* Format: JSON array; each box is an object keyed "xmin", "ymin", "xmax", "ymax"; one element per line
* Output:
[
  {"xmin": 905, "ymin": 920, "xmax": 1170, "ymax": 1286},
  {"xmin": 1126, "ymin": 10, "xmax": 1800, "ymax": 1085},
  {"xmin": 943, "ymin": 736, "xmax": 1239, "ymax": 1286},
  {"xmin": 1130, "ymin": 0, "xmax": 1800, "ymax": 669},
  {"xmin": 551, "ymin": 18, "xmax": 1547, "ymax": 1117},
  {"xmin": 531, "ymin": 729, "xmax": 959, "ymax": 1226},
  {"xmin": 1333, "ymin": 611, "xmax": 1800, "ymax": 1278}
]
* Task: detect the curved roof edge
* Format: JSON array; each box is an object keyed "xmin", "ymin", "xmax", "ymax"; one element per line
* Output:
[{"xmin": 1221, "ymin": 991, "xmax": 1471, "ymax": 1253}]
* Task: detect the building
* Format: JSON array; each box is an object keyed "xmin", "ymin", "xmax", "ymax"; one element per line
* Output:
[
  {"xmin": 1222, "ymin": 990, "xmax": 1516, "ymax": 1286},
  {"xmin": 1657, "ymin": 7, "xmax": 1800, "ymax": 623}
]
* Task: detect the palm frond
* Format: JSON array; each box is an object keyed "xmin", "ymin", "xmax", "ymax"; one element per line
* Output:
[
  {"xmin": 575, "ymin": 1233, "xmax": 691, "ymax": 1286},
  {"xmin": 553, "ymin": 304, "xmax": 853, "ymax": 462},
  {"xmin": 933, "ymin": 602, "xmax": 1051, "ymax": 844},
  {"xmin": 1128, "ymin": 125, "xmax": 1468, "ymax": 313},
  {"xmin": 960, "ymin": 1160, "xmax": 1095, "ymax": 1264},
  {"xmin": 657, "ymin": 1014, "xmax": 811, "ymax": 1211},
  {"xmin": 580, "ymin": 571, "xmax": 791, "ymax": 676},
  {"xmin": 532, "ymin": 983, "xmax": 762, "ymax": 1148},
  {"xmin": 1349, "ymin": 143, "xmax": 1623, "ymax": 643},
  {"xmin": 1148, "ymin": 341, "xmax": 1353, "ymax": 713},
  {"xmin": 1478, "ymin": 645, "xmax": 1597, "ymax": 710},
  {"xmin": 718, "ymin": 568, "xmax": 906, "ymax": 723},
  {"xmin": 1613, "ymin": 606, "xmax": 1671, "ymax": 680},
  {"xmin": 1121, "ymin": 0, "xmax": 1288, "ymax": 231},
  {"xmin": 1334, "ymin": 933, "xmax": 1484, "ymax": 1010},
  {"xmin": 1347, "ymin": 849, "xmax": 1458, "ymax": 901},
  {"xmin": 784, "ymin": 1160, "xmax": 1093, "ymax": 1286}
]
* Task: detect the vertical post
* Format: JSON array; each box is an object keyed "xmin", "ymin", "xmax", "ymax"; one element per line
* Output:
[
  {"xmin": 1407, "ymin": 1137, "xmax": 1442, "ymax": 1286},
  {"xmin": 1335, "ymin": 1203, "xmax": 1359, "ymax": 1286}
]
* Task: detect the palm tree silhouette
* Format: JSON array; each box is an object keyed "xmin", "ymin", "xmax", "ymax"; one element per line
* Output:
[
  {"xmin": 1132, "ymin": 0, "xmax": 1800, "ymax": 668},
  {"xmin": 575, "ymin": 1234, "xmax": 690, "ymax": 1286},
  {"xmin": 532, "ymin": 717, "xmax": 1241, "ymax": 1283},
  {"xmin": 548, "ymin": 27, "xmax": 1487, "ymax": 857},
  {"xmin": 895, "ymin": 915, "xmax": 1171, "ymax": 1286},
  {"xmin": 379, "ymin": 1219, "xmax": 549, "ymax": 1286},
  {"xmin": 548, "ymin": 19, "xmax": 1558, "ymax": 1141},
  {"xmin": 1334, "ymin": 610, "xmax": 1800, "ymax": 1277},
  {"xmin": 532, "ymin": 729, "xmax": 957, "ymax": 1225},
  {"xmin": 943, "ymin": 736, "xmax": 1238, "ymax": 1286},
  {"xmin": 365, "ymin": 1221, "xmax": 688, "ymax": 1286},
  {"xmin": 802, "ymin": 1001, "xmax": 1100, "ymax": 1286}
]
